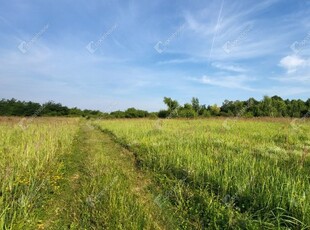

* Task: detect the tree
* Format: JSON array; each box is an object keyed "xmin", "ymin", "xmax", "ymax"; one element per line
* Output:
[
  {"xmin": 110, "ymin": 110, "xmax": 126, "ymax": 118},
  {"xmin": 183, "ymin": 103, "xmax": 193, "ymax": 110},
  {"xmin": 23, "ymin": 102, "xmax": 41, "ymax": 116},
  {"xmin": 306, "ymin": 99, "xmax": 310, "ymax": 108},
  {"xmin": 42, "ymin": 101, "xmax": 69, "ymax": 116},
  {"xmin": 202, "ymin": 110, "xmax": 211, "ymax": 117},
  {"xmin": 233, "ymin": 100, "xmax": 245, "ymax": 116},
  {"xmin": 288, "ymin": 99, "xmax": 306, "ymax": 117},
  {"xmin": 163, "ymin": 97, "xmax": 179, "ymax": 111},
  {"xmin": 271, "ymin": 96, "xmax": 287, "ymax": 117},
  {"xmin": 124, "ymin": 108, "xmax": 148, "ymax": 118},
  {"xmin": 69, "ymin": 107, "xmax": 83, "ymax": 116},
  {"xmin": 221, "ymin": 100, "xmax": 233, "ymax": 114},
  {"xmin": 179, "ymin": 109, "xmax": 196, "ymax": 118},
  {"xmin": 247, "ymin": 98, "xmax": 259, "ymax": 116},
  {"xmin": 1, "ymin": 96, "xmax": 310, "ymax": 119},
  {"xmin": 208, "ymin": 104, "xmax": 220, "ymax": 116},
  {"xmin": 158, "ymin": 110, "xmax": 169, "ymax": 118},
  {"xmin": 179, "ymin": 103, "xmax": 196, "ymax": 118},
  {"xmin": 191, "ymin": 97, "xmax": 200, "ymax": 114},
  {"xmin": 260, "ymin": 96, "xmax": 276, "ymax": 116}
]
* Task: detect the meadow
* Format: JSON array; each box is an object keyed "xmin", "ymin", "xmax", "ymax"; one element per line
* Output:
[
  {"xmin": 0, "ymin": 117, "xmax": 310, "ymax": 229},
  {"xmin": 94, "ymin": 118, "xmax": 310, "ymax": 229},
  {"xmin": 0, "ymin": 117, "xmax": 79, "ymax": 229}
]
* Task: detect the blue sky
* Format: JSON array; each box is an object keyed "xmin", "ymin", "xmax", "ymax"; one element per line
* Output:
[{"xmin": 0, "ymin": 0, "xmax": 310, "ymax": 111}]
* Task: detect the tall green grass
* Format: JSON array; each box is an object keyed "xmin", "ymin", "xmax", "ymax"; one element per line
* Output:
[
  {"xmin": 95, "ymin": 118, "xmax": 310, "ymax": 229},
  {"xmin": 0, "ymin": 117, "xmax": 79, "ymax": 229},
  {"xmin": 56, "ymin": 125, "xmax": 167, "ymax": 229},
  {"xmin": 1, "ymin": 117, "xmax": 309, "ymax": 229}
]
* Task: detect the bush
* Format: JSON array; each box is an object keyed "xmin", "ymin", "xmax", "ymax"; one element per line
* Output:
[
  {"xmin": 158, "ymin": 110, "xmax": 169, "ymax": 118},
  {"xmin": 243, "ymin": 112, "xmax": 254, "ymax": 118},
  {"xmin": 202, "ymin": 110, "xmax": 211, "ymax": 117},
  {"xmin": 179, "ymin": 109, "xmax": 196, "ymax": 118}
]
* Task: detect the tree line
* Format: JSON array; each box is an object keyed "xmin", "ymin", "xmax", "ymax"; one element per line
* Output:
[
  {"xmin": 0, "ymin": 96, "xmax": 309, "ymax": 118},
  {"xmin": 0, "ymin": 99, "xmax": 101, "ymax": 117},
  {"xmin": 158, "ymin": 96, "xmax": 310, "ymax": 118}
]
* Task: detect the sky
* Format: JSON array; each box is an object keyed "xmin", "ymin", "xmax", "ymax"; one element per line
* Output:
[{"xmin": 0, "ymin": 0, "xmax": 310, "ymax": 112}]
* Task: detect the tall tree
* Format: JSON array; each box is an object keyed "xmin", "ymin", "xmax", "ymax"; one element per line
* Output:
[
  {"xmin": 191, "ymin": 97, "xmax": 200, "ymax": 114},
  {"xmin": 163, "ymin": 97, "xmax": 179, "ymax": 111}
]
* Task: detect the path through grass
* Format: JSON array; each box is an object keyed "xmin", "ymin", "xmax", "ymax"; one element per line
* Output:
[{"xmin": 40, "ymin": 123, "xmax": 175, "ymax": 229}]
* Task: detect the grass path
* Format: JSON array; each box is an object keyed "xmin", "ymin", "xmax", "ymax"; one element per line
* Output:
[{"xmin": 40, "ymin": 123, "xmax": 175, "ymax": 229}]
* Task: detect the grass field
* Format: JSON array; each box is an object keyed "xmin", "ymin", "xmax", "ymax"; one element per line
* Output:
[{"xmin": 1, "ymin": 117, "xmax": 310, "ymax": 229}]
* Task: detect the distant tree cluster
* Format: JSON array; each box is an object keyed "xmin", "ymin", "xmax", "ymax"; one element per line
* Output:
[
  {"xmin": 0, "ymin": 99, "xmax": 102, "ymax": 118},
  {"xmin": 158, "ymin": 96, "xmax": 310, "ymax": 118},
  {"xmin": 109, "ymin": 108, "xmax": 150, "ymax": 118},
  {"xmin": 0, "ymin": 96, "xmax": 309, "ymax": 118}
]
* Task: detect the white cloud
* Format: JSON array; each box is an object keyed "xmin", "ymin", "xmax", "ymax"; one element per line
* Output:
[
  {"xmin": 276, "ymin": 55, "xmax": 310, "ymax": 84},
  {"xmin": 279, "ymin": 55, "xmax": 307, "ymax": 73},
  {"xmin": 195, "ymin": 74, "xmax": 255, "ymax": 90},
  {"xmin": 181, "ymin": 0, "xmax": 288, "ymax": 62},
  {"xmin": 157, "ymin": 57, "xmax": 200, "ymax": 65},
  {"xmin": 1, "ymin": 0, "xmax": 310, "ymax": 109},
  {"xmin": 192, "ymin": 74, "xmax": 310, "ymax": 96},
  {"xmin": 211, "ymin": 62, "xmax": 247, "ymax": 73}
]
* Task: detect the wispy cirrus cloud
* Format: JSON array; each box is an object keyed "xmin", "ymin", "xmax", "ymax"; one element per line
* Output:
[
  {"xmin": 181, "ymin": 0, "xmax": 286, "ymax": 61},
  {"xmin": 0, "ymin": 0, "xmax": 310, "ymax": 111},
  {"xmin": 273, "ymin": 75, "xmax": 310, "ymax": 83},
  {"xmin": 191, "ymin": 74, "xmax": 255, "ymax": 91},
  {"xmin": 211, "ymin": 62, "xmax": 247, "ymax": 73}
]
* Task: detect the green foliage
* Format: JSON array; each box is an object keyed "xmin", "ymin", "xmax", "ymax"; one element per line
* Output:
[
  {"xmin": 110, "ymin": 110, "xmax": 126, "ymax": 118},
  {"xmin": 0, "ymin": 99, "xmax": 41, "ymax": 116},
  {"xmin": 1, "ymin": 95, "xmax": 310, "ymax": 119},
  {"xmin": 178, "ymin": 108, "xmax": 196, "ymax": 118},
  {"xmin": 124, "ymin": 108, "xmax": 149, "ymax": 118},
  {"xmin": 191, "ymin": 97, "xmax": 200, "ymax": 113},
  {"xmin": 0, "ymin": 99, "xmax": 103, "ymax": 117},
  {"xmin": 202, "ymin": 110, "xmax": 212, "ymax": 117},
  {"xmin": 208, "ymin": 104, "xmax": 221, "ymax": 116},
  {"xmin": 148, "ymin": 113, "xmax": 158, "ymax": 119},
  {"xmin": 163, "ymin": 97, "xmax": 179, "ymax": 111},
  {"xmin": 42, "ymin": 101, "xmax": 69, "ymax": 116},
  {"xmin": 158, "ymin": 110, "xmax": 169, "ymax": 118}
]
